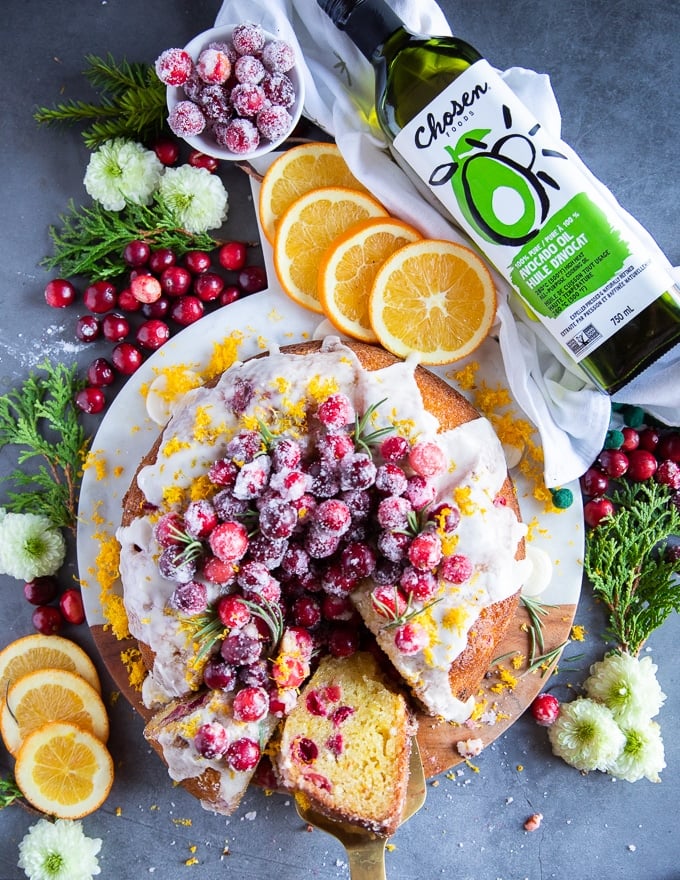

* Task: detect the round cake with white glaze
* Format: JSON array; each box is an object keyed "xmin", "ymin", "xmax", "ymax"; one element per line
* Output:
[{"xmin": 116, "ymin": 336, "xmax": 528, "ymax": 816}]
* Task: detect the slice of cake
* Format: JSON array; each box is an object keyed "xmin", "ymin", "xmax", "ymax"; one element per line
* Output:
[
  {"xmin": 276, "ymin": 651, "xmax": 416, "ymax": 836},
  {"xmin": 144, "ymin": 688, "xmax": 279, "ymax": 815}
]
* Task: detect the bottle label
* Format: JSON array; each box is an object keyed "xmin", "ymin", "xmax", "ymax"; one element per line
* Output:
[{"xmin": 393, "ymin": 59, "xmax": 675, "ymax": 362}]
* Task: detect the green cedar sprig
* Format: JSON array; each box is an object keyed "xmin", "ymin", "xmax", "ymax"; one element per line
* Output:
[
  {"xmin": 33, "ymin": 53, "xmax": 167, "ymax": 149},
  {"xmin": 42, "ymin": 198, "xmax": 221, "ymax": 282},
  {"xmin": 584, "ymin": 480, "xmax": 680, "ymax": 656},
  {"xmin": 0, "ymin": 362, "xmax": 89, "ymax": 531},
  {"xmin": 0, "ymin": 773, "xmax": 23, "ymax": 810}
]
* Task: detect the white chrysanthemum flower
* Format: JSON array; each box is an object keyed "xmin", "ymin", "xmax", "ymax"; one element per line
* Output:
[
  {"xmin": 584, "ymin": 651, "xmax": 666, "ymax": 726},
  {"xmin": 84, "ymin": 138, "xmax": 163, "ymax": 211},
  {"xmin": 18, "ymin": 818, "xmax": 102, "ymax": 880},
  {"xmin": 157, "ymin": 164, "xmax": 228, "ymax": 233},
  {"xmin": 609, "ymin": 720, "xmax": 665, "ymax": 783},
  {"xmin": 0, "ymin": 512, "xmax": 66, "ymax": 581},
  {"xmin": 547, "ymin": 697, "xmax": 625, "ymax": 772}
]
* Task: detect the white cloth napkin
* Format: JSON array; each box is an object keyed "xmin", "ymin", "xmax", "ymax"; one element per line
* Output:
[{"xmin": 215, "ymin": 0, "xmax": 679, "ymax": 487}]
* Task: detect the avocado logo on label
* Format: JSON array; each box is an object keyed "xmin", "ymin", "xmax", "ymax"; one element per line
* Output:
[{"xmin": 428, "ymin": 106, "xmax": 568, "ymax": 247}]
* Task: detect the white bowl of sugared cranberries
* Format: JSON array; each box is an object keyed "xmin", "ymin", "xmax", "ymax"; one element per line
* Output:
[{"xmin": 159, "ymin": 22, "xmax": 305, "ymax": 160}]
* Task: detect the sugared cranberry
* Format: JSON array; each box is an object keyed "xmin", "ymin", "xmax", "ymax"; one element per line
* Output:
[
  {"xmin": 626, "ymin": 449, "xmax": 658, "ymax": 482},
  {"xmin": 656, "ymin": 460, "xmax": 680, "ymax": 489},
  {"xmin": 407, "ymin": 530, "xmax": 442, "ymax": 571},
  {"xmin": 221, "ymin": 631, "xmax": 262, "ymax": 666},
  {"xmin": 102, "ymin": 312, "xmax": 130, "ymax": 342},
  {"xmin": 584, "ymin": 496, "xmax": 615, "ymax": 528},
  {"xmin": 210, "ymin": 521, "xmax": 249, "ymax": 563},
  {"xmin": 217, "ymin": 595, "xmax": 251, "ymax": 629},
  {"xmin": 23, "ymin": 576, "xmax": 59, "ymax": 605},
  {"xmin": 123, "ymin": 240, "xmax": 151, "ymax": 267},
  {"xmin": 83, "ymin": 280, "xmax": 117, "ymax": 313},
  {"xmin": 409, "ymin": 440, "xmax": 446, "ymax": 477},
  {"xmin": 218, "ymin": 241, "xmax": 248, "ymax": 271},
  {"xmin": 155, "ymin": 48, "xmax": 193, "ymax": 86},
  {"xmin": 194, "ymin": 721, "xmax": 229, "ymax": 759},
  {"xmin": 237, "ymin": 265, "xmax": 267, "ymax": 294},
  {"xmin": 136, "ymin": 319, "xmax": 170, "ymax": 350},
  {"xmin": 32, "ymin": 605, "xmax": 64, "ymax": 635},
  {"xmin": 393, "ymin": 621, "xmax": 428, "ymax": 655},
  {"xmin": 203, "ymin": 658, "xmax": 237, "ymax": 691},
  {"xmin": 327, "ymin": 625, "xmax": 359, "ymax": 658},
  {"xmin": 75, "ymin": 315, "xmax": 101, "ymax": 342},
  {"xmin": 111, "ymin": 342, "xmax": 144, "ymax": 374},
  {"xmin": 184, "ymin": 250, "xmax": 212, "ymax": 274},
  {"xmin": 59, "ymin": 589, "xmax": 85, "ymax": 625},
  {"xmin": 226, "ymin": 737, "xmax": 260, "ymax": 772},
  {"xmin": 75, "ymin": 386, "xmax": 106, "ymax": 414},
  {"xmin": 293, "ymin": 596, "xmax": 322, "ymax": 629},
  {"xmin": 44, "ymin": 278, "xmax": 77, "ymax": 308},
  {"xmin": 233, "ymin": 686, "xmax": 269, "ymax": 722}
]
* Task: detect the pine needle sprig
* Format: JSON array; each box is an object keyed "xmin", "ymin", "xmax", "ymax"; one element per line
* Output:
[
  {"xmin": 42, "ymin": 198, "xmax": 221, "ymax": 282},
  {"xmin": 34, "ymin": 54, "xmax": 167, "ymax": 149},
  {"xmin": 584, "ymin": 480, "xmax": 680, "ymax": 656},
  {"xmin": 0, "ymin": 362, "xmax": 89, "ymax": 531}
]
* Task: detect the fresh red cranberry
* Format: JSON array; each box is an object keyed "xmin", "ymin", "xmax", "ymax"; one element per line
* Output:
[
  {"xmin": 59, "ymin": 588, "xmax": 85, "ymax": 625},
  {"xmin": 580, "ymin": 466, "xmax": 609, "ymax": 496},
  {"xmin": 237, "ymin": 265, "xmax": 267, "ymax": 294},
  {"xmin": 32, "ymin": 605, "xmax": 64, "ymax": 635},
  {"xmin": 161, "ymin": 265, "xmax": 192, "ymax": 296},
  {"xmin": 44, "ymin": 278, "xmax": 77, "ymax": 308},
  {"xmin": 184, "ymin": 250, "xmax": 212, "ymax": 274},
  {"xmin": 584, "ymin": 496, "xmax": 615, "ymax": 528},
  {"xmin": 142, "ymin": 296, "xmax": 170, "ymax": 319},
  {"xmin": 136, "ymin": 319, "xmax": 170, "ymax": 350},
  {"xmin": 112, "ymin": 342, "xmax": 144, "ymax": 374},
  {"xmin": 327, "ymin": 624, "xmax": 359, "ymax": 658},
  {"xmin": 86, "ymin": 358, "xmax": 115, "ymax": 387},
  {"xmin": 75, "ymin": 315, "xmax": 101, "ymax": 342},
  {"xmin": 597, "ymin": 448, "xmax": 629, "ymax": 478},
  {"xmin": 626, "ymin": 449, "xmax": 658, "ymax": 482},
  {"xmin": 170, "ymin": 295, "xmax": 204, "ymax": 325},
  {"xmin": 620, "ymin": 427, "xmax": 640, "ymax": 451},
  {"xmin": 131, "ymin": 274, "xmax": 162, "ymax": 303},
  {"xmin": 75, "ymin": 386, "xmax": 106, "ymax": 414},
  {"xmin": 188, "ymin": 150, "xmax": 219, "ymax": 172},
  {"xmin": 194, "ymin": 272, "xmax": 225, "ymax": 302},
  {"xmin": 83, "ymin": 280, "xmax": 117, "ymax": 313},
  {"xmin": 218, "ymin": 241, "xmax": 248, "ymax": 271},
  {"xmin": 149, "ymin": 248, "xmax": 177, "ymax": 274},
  {"xmin": 117, "ymin": 288, "xmax": 142, "ymax": 312},
  {"xmin": 638, "ymin": 427, "xmax": 660, "ymax": 452},
  {"xmin": 219, "ymin": 285, "xmax": 241, "ymax": 306},
  {"xmin": 101, "ymin": 312, "xmax": 130, "ymax": 342},
  {"xmin": 23, "ymin": 576, "xmax": 59, "ymax": 605},
  {"xmin": 658, "ymin": 433, "xmax": 680, "ymax": 463},
  {"xmin": 122, "ymin": 239, "xmax": 151, "ymax": 267},
  {"xmin": 152, "ymin": 138, "xmax": 180, "ymax": 166},
  {"xmin": 531, "ymin": 692, "xmax": 560, "ymax": 726}
]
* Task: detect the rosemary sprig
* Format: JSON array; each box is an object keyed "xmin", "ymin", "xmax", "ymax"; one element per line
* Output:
[
  {"xmin": 0, "ymin": 362, "xmax": 89, "ymax": 531},
  {"xmin": 42, "ymin": 198, "xmax": 221, "ymax": 282},
  {"xmin": 34, "ymin": 54, "xmax": 167, "ymax": 148},
  {"xmin": 352, "ymin": 399, "xmax": 395, "ymax": 454},
  {"xmin": 242, "ymin": 598, "xmax": 285, "ymax": 651},
  {"xmin": 373, "ymin": 585, "xmax": 443, "ymax": 630},
  {"xmin": 0, "ymin": 774, "xmax": 23, "ymax": 810},
  {"xmin": 584, "ymin": 480, "xmax": 680, "ymax": 656},
  {"xmin": 166, "ymin": 525, "xmax": 205, "ymax": 565}
]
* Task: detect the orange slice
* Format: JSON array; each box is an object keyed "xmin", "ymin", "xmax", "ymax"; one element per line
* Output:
[
  {"xmin": 0, "ymin": 633, "xmax": 101, "ymax": 702},
  {"xmin": 318, "ymin": 217, "xmax": 422, "ymax": 342},
  {"xmin": 273, "ymin": 186, "xmax": 388, "ymax": 314},
  {"xmin": 368, "ymin": 239, "xmax": 497, "ymax": 365},
  {"xmin": 258, "ymin": 142, "xmax": 370, "ymax": 244},
  {"xmin": 15, "ymin": 721, "xmax": 114, "ymax": 818},
  {"xmin": 1, "ymin": 667, "xmax": 109, "ymax": 755}
]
